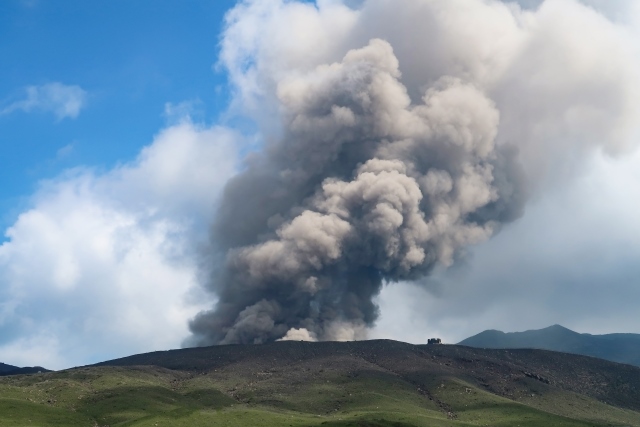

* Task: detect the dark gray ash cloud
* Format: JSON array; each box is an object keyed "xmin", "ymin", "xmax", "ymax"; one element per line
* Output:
[
  {"xmin": 186, "ymin": 0, "xmax": 640, "ymax": 346},
  {"xmin": 188, "ymin": 39, "xmax": 526, "ymax": 344}
]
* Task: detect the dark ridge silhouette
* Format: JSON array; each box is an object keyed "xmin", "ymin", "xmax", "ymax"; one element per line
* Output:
[
  {"xmin": 0, "ymin": 363, "xmax": 51, "ymax": 377},
  {"xmin": 458, "ymin": 324, "xmax": 640, "ymax": 367},
  {"xmin": 0, "ymin": 362, "xmax": 19, "ymax": 374},
  {"xmin": 92, "ymin": 339, "xmax": 640, "ymax": 412}
]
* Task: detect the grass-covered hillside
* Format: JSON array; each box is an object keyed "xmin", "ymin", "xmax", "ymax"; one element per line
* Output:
[{"xmin": 1, "ymin": 340, "xmax": 640, "ymax": 426}]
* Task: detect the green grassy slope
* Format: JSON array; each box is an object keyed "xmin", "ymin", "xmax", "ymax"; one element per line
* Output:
[
  {"xmin": 1, "ymin": 340, "xmax": 639, "ymax": 426},
  {"xmin": 0, "ymin": 366, "xmax": 617, "ymax": 427}
]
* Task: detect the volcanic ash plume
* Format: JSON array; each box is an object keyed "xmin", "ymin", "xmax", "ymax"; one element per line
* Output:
[{"xmin": 187, "ymin": 39, "xmax": 526, "ymax": 345}]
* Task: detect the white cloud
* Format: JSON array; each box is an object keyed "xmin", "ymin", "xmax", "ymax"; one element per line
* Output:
[
  {"xmin": 0, "ymin": 334, "xmax": 65, "ymax": 370},
  {"xmin": 511, "ymin": 0, "xmax": 640, "ymax": 25},
  {"xmin": 0, "ymin": 121, "xmax": 239, "ymax": 369},
  {"xmin": 1, "ymin": 82, "xmax": 87, "ymax": 120},
  {"xmin": 220, "ymin": 0, "xmax": 640, "ymax": 171},
  {"xmin": 163, "ymin": 100, "xmax": 205, "ymax": 125}
]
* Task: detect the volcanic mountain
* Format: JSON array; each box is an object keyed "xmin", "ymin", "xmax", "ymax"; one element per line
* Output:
[{"xmin": 1, "ymin": 340, "xmax": 640, "ymax": 426}]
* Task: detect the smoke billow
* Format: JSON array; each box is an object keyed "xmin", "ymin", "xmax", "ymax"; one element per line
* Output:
[
  {"xmin": 187, "ymin": 0, "xmax": 640, "ymax": 346},
  {"xmin": 188, "ymin": 39, "xmax": 524, "ymax": 344}
]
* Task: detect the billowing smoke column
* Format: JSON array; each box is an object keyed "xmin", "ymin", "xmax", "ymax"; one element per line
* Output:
[
  {"xmin": 188, "ymin": 39, "xmax": 526, "ymax": 344},
  {"xmin": 187, "ymin": 0, "xmax": 639, "ymax": 346}
]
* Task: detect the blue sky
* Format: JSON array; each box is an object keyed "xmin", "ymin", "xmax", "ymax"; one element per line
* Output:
[
  {"xmin": 0, "ymin": 0, "xmax": 639, "ymax": 370},
  {"xmin": 0, "ymin": 0, "xmax": 243, "ymax": 368},
  {"xmin": 0, "ymin": 0, "xmax": 236, "ymax": 226}
]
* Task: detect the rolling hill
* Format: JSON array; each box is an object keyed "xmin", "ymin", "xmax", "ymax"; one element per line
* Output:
[
  {"xmin": 0, "ymin": 340, "xmax": 640, "ymax": 427},
  {"xmin": 458, "ymin": 324, "xmax": 640, "ymax": 367},
  {"xmin": 1, "ymin": 339, "xmax": 639, "ymax": 426}
]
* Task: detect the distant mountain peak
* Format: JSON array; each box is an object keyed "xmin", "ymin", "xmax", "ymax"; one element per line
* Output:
[
  {"xmin": 0, "ymin": 362, "xmax": 20, "ymax": 374},
  {"xmin": 458, "ymin": 325, "xmax": 640, "ymax": 367},
  {"xmin": 0, "ymin": 363, "xmax": 50, "ymax": 377},
  {"xmin": 545, "ymin": 324, "xmax": 572, "ymax": 331}
]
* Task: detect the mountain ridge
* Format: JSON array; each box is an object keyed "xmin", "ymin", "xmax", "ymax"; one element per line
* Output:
[
  {"xmin": 0, "ymin": 362, "xmax": 50, "ymax": 376},
  {"xmin": 0, "ymin": 362, "xmax": 18, "ymax": 374},
  {"xmin": 458, "ymin": 324, "xmax": 640, "ymax": 367}
]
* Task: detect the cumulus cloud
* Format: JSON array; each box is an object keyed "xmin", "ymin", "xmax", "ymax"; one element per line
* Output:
[
  {"xmin": 0, "ymin": 121, "xmax": 239, "ymax": 369},
  {"xmin": 187, "ymin": 0, "xmax": 640, "ymax": 346},
  {"xmin": 221, "ymin": 0, "xmax": 639, "ymax": 165},
  {"xmin": 1, "ymin": 82, "xmax": 87, "ymax": 120}
]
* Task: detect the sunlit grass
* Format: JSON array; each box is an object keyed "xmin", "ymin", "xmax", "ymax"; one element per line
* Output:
[{"xmin": 0, "ymin": 365, "xmax": 636, "ymax": 426}]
